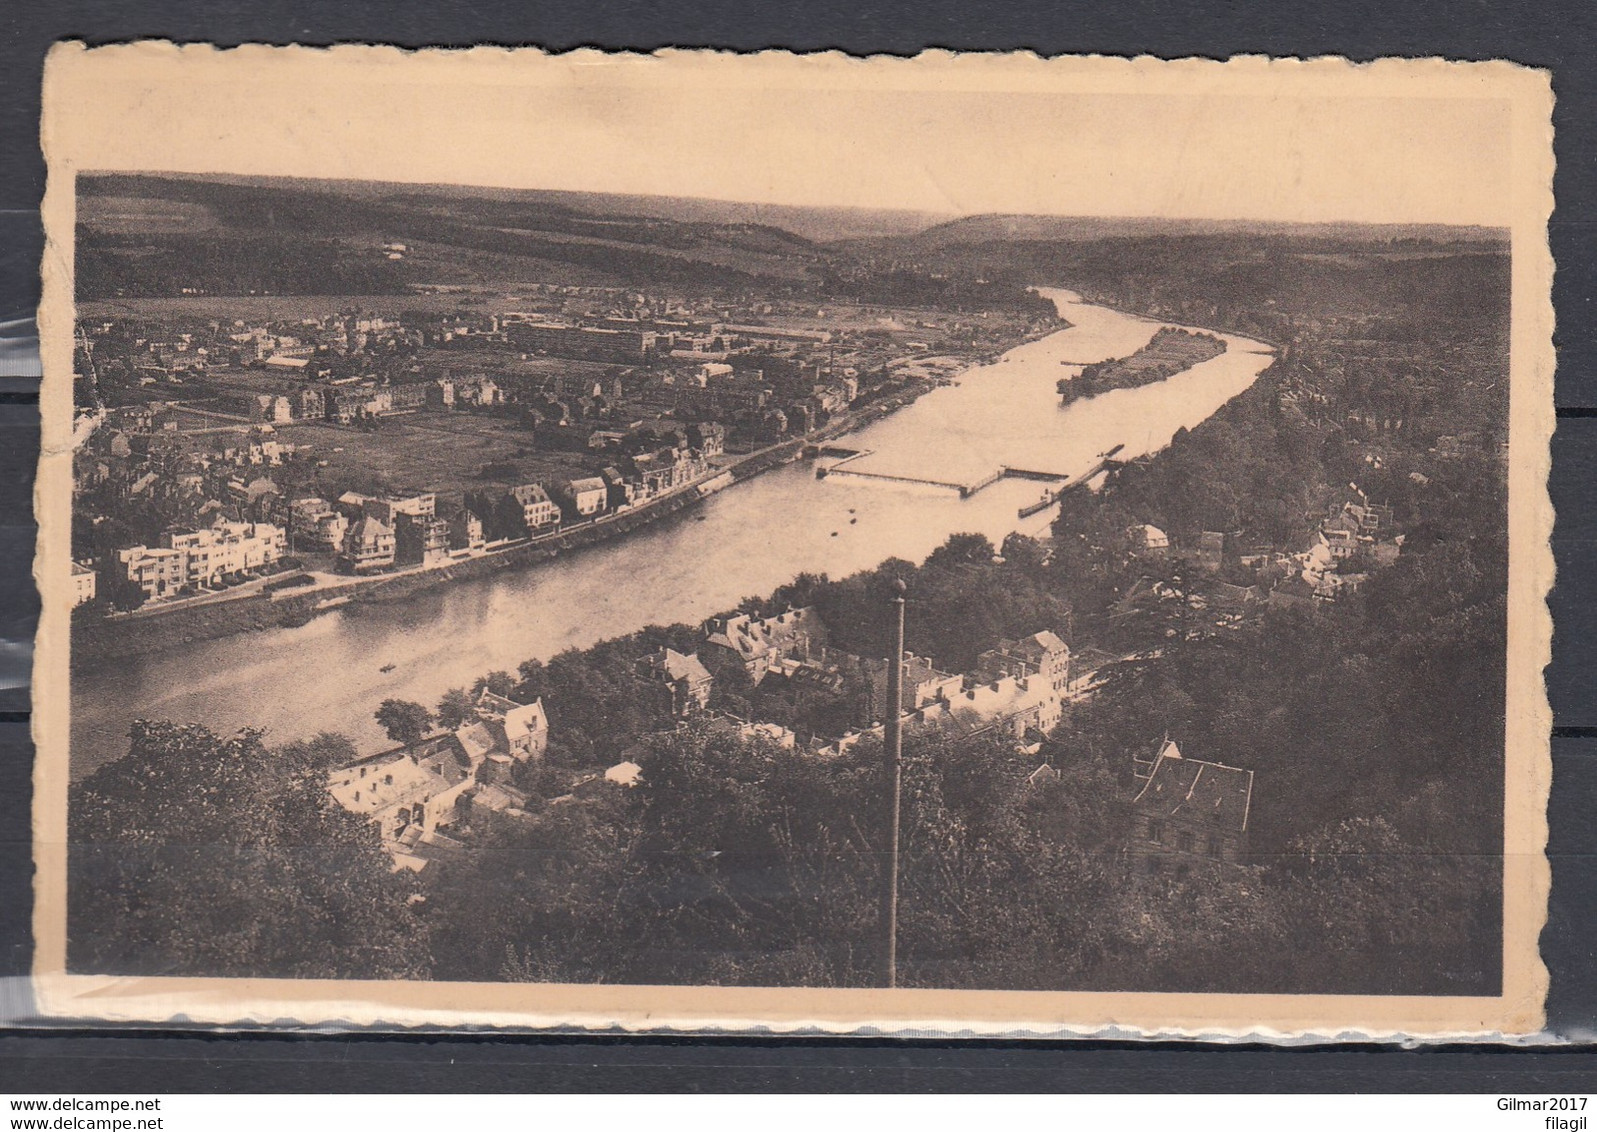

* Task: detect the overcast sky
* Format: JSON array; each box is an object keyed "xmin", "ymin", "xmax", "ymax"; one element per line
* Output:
[{"xmin": 45, "ymin": 47, "xmax": 1519, "ymax": 226}]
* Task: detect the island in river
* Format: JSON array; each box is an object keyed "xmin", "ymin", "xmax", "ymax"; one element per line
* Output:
[{"xmin": 1058, "ymin": 326, "xmax": 1227, "ymax": 403}]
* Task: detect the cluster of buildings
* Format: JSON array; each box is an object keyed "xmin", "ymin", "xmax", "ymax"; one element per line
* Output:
[
  {"xmin": 1122, "ymin": 486, "xmax": 1405, "ymax": 619},
  {"xmin": 244, "ymin": 375, "xmax": 505, "ymax": 426},
  {"xmin": 322, "ymin": 606, "xmax": 1085, "ymax": 869},
  {"xmin": 71, "ymin": 408, "xmax": 314, "ymax": 607},
  {"xmin": 79, "ymin": 305, "xmax": 510, "ymax": 431},
  {"xmin": 286, "ymin": 492, "xmax": 451, "ymax": 574},
  {"xmin": 233, "ymin": 312, "xmax": 417, "ymax": 367},
  {"xmin": 84, "ymin": 299, "xmax": 877, "ymax": 441},
  {"xmin": 820, "ymin": 631, "xmax": 1075, "ymax": 757},
  {"xmin": 110, "ymin": 517, "xmax": 288, "ymax": 603},
  {"xmin": 290, "ymin": 421, "xmax": 724, "ymax": 577},
  {"xmin": 691, "ymin": 608, "xmax": 1079, "ymax": 756},
  {"xmin": 1282, "ymin": 494, "xmax": 1404, "ymax": 606},
  {"xmin": 299, "ymin": 375, "xmax": 504, "ymax": 426},
  {"xmin": 503, "ymin": 316, "xmax": 657, "ymax": 364},
  {"xmin": 77, "ymin": 408, "xmax": 729, "ymax": 604},
  {"xmin": 656, "ymin": 361, "xmax": 862, "ymax": 442},
  {"xmin": 78, "ymin": 283, "xmax": 936, "ymax": 467},
  {"xmin": 77, "ymin": 311, "xmax": 427, "ymax": 390},
  {"xmin": 70, "ymin": 287, "xmax": 1028, "ymax": 616},
  {"xmin": 503, "ymin": 310, "xmax": 842, "ymax": 366},
  {"xmin": 76, "ymin": 411, "xmax": 298, "ymax": 512},
  {"xmin": 326, "ymin": 686, "xmax": 551, "ymax": 871}
]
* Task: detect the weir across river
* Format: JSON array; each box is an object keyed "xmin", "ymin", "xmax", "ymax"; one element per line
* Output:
[{"xmin": 818, "ymin": 448, "xmax": 1122, "ymax": 502}]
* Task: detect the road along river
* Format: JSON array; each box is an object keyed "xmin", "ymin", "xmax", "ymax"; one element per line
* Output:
[{"xmin": 70, "ymin": 288, "xmax": 1275, "ymax": 774}]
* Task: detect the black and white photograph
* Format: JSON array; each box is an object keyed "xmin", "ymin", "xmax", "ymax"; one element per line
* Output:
[{"xmin": 30, "ymin": 46, "xmax": 1553, "ymax": 1035}]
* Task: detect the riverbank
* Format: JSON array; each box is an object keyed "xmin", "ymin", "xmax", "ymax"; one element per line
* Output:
[
  {"xmin": 72, "ymin": 447, "xmax": 781, "ymax": 667},
  {"xmin": 70, "ymin": 322, "xmax": 1059, "ymax": 667},
  {"xmin": 1065, "ymin": 289, "xmax": 1286, "ymax": 354}
]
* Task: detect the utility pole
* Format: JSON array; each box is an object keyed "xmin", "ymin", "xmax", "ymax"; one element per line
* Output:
[{"xmin": 881, "ymin": 578, "xmax": 906, "ymax": 988}]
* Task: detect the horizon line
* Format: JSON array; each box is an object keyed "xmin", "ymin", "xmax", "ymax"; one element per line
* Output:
[{"xmin": 76, "ymin": 168, "xmax": 1512, "ymax": 235}]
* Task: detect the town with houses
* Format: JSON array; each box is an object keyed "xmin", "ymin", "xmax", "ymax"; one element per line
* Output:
[
  {"xmin": 67, "ymin": 283, "xmax": 1437, "ymax": 889},
  {"xmin": 69, "ymin": 285, "xmax": 1030, "ymax": 614},
  {"xmin": 237, "ymin": 269, "xmax": 1506, "ymax": 985},
  {"xmin": 325, "ymin": 595, "xmax": 1259, "ymax": 877}
]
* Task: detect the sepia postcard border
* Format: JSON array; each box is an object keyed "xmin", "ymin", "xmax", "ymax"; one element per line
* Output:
[{"xmin": 29, "ymin": 44, "xmax": 1555, "ymax": 1039}]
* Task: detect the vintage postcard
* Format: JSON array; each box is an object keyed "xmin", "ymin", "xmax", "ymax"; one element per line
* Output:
[{"xmin": 31, "ymin": 45, "xmax": 1553, "ymax": 1037}]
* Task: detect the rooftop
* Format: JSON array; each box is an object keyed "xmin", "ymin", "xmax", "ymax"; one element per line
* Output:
[{"xmin": 1131, "ymin": 741, "xmax": 1253, "ymax": 833}]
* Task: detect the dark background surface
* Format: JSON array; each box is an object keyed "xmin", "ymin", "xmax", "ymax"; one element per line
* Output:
[{"xmin": 2, "ymin": 0, "xmax": 1595, "ymax": 1091}]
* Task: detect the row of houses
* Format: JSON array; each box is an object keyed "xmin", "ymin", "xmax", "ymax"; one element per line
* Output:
[
  {"xmin": 285, "ymin": 492, "xmax": 440, "ymax": 573},
  {"xmin": 284, "ymin": 428, "xmax": 722, "ymax": 577},
  {"xmin": 504, "ymin": 318, "xmax": 657, "ymax": 363},
  {"xmin": 504, "ymin": 314, "xmax": 839, "ymax": 364},
  {"xmin": 460, "ymin": 436, "xmax": 720, "ymax": 542},
  {"xmin": 251, "ymin": 376, "xmax": 506, "ymax": 426},
  {"xmin": 112, "ymin": 517, "xmax": 288, "ymax": 601}
]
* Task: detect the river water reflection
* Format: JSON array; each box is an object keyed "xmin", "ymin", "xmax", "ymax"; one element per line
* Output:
[{"xmin": 72, "ymin": 288, "xmax": 1274, "ymax": 772}]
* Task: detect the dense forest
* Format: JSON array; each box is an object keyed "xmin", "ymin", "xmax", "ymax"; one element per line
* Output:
[{"xmin": 68, "ymin": 239, "xmax": 1509, "ymax": 996}]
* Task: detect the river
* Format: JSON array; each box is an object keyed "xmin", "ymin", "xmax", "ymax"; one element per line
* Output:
[{"xmin": 71, "ymin": 289, "xmax": 1275, "ymax": 774}]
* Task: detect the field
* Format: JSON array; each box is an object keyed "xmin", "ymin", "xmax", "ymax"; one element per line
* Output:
[
  {"xmin": 155, "ymin": 404, "xmax": 255, "ymax": 431},
  {"xmin": 83, "ymin": 194, "xmax": 222, "ymax": 235},
  {"xmin": 276, "ymin": 411, "xmax": 594, "ymax": 497},
  {"xmin": 77, "ymin": 286, "xmax": 561, "ymax": 324},
  {"xmin": 411, "ymin": 348, "xmax": 618, "ymax": 387}
]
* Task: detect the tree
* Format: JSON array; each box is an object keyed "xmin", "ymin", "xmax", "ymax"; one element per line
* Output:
[
  {"xmin": 925, "ymin": 532, "xmax": 995, "ymax": 570},
  {"xmin": 374, "ymin": 698, "xmax": 433, "ymax": 745},
  {"xmin": 1270, "ymin": 816, "xmax": 1498, "ymax": 995},
  {"xmin": 69, "ymin": 721, "xmax": 427, "ymax": 979},
  {"xmin": 103, "ymin": 575, "xmax": 147, "ymax": 612},
  {"xmin": 71, "ymin": 596, "xmax": 112, "ymax": 623},
  {"xmin": 473, "ymin": 670, "xmax": 517, "ymax": 699},
  {"xmin": 1000, "ymin": 532, "xmax": 1048, "ymax": 575},
  {"xmin": 435, "ymin": 687, "xmax": 476, "ymax": 730}
]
